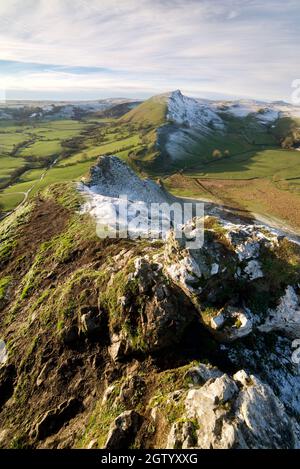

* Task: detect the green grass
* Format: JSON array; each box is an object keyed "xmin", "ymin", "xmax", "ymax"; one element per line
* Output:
[
  {"xmin": 0, "ymin": 275, "xmax": 12, "ymax": 301},
  {"xmin": 0, "ymin": 133, "xmax": 30, "ymax": 151},
  {"xmin": 0, "ymin": 156, "xmax": 27, "ymax": 183},
  {"xmin": 18, "ymin": 168, "xmax": 46, "ymax": 183},
  {"xmin": 0, "ymin": 192, "xmax": 25, "ymax": 211},
  {"xmin": 187, "ymin": 148, "xmax": 300, "ymax": 180},
  {"xmin": 0, "ymin": 119, "xmax": 95, "ymax": 213},
  {"xmin": 158, "ymin": 113, "xmax": 279, "ymax": 172},
  {"xmin": 121, "ymin": 94, "xmax": 167, "ymax": 127},
  {"xmin": 0, "ymin": 158, "xmax": 92, "ymax": 213},
  {"xmin": 37, "ymin": 162, "xmax": 92, "ymax": 186},
  {"xmin": 57, "ymin": 134, "xmax": 141, "ymax": 167},
  {"xmin": 19, "ymin": 140, "xmax": 62, "ymax": 158}
]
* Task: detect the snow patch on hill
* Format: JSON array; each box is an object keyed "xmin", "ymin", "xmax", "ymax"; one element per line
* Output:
[
  {"xmin": 167, "ymin": 90, "xmax": 224, "ymax": 131},
  {"xmin": 164, "ymin": 90, "xmax": 225, "ymax": 160},
  {"xmin": 166, "ymin": 90, "xmax": 300, "ymax": 131},
  {"xmin": 215, "ymin": 99, "xmax": 300, "ymax": 122},
  {"xmin": 162, "ymin": 90, "xmax": 300, "ymax": 160},
  {"xmin": 79, "ymin": 156, "xmax": 175, "ymax": 238}
]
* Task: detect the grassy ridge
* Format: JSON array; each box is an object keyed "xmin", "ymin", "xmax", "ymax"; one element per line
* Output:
[{"xmin": 120, "ymin": 94, "xmax": 167, "ymax": 126}]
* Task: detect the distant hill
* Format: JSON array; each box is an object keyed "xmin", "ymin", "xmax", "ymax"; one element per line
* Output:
[
  {"xmin": 0, "ymin": 98, "xmax": 139, "ymax": 121},
  {"xmin": 120, "ymin": 93, "xmax": 168, "ymax": 126},
  {"xmin": 94, "ymin": 101, "xmax": 141, "ymax": 119},
  {"xmin": 120, "ymin": 89, "xmax": 300, "ymax": 171}
]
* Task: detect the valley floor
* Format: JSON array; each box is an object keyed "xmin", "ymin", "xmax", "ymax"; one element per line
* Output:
[{"xmin": 164, "ymin": 172, "xmax": 300, "ymax": 235}]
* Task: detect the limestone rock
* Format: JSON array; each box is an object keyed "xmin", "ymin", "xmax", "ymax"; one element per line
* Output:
[
  {"xmin": 211, "ymin": 263, "xmax": 219, "ymax": 276},
  {"xmin": 184, "ymin": 363, "xmax": 223, "ymax": 386},
  {"xmin": 36, "ymin": 359, "xmax": 55, "ymax": 387},
  {"xmin": 80, "ymin": 311, "xmax": 102, "ymax": 337},
  {"xmin": 133, "ymin": 257, "xmax": 156, "ymax": 293},
  {"xmin": 87, "ymin": 439, "xmax": 98, "ymax": 449},
  {"xmin": 233, "ymin": 369, "xmax": 252, "ymax": 387},
  {"xmin": 259, "ymin": 286, "xmax": 300, "ymax": 338},
  {"xmin": 140, "ymin": 282, "xmax": 195, "ymax": 351},
  {"xmin": 117, "ymin": 375, "xmax": 146, "ymax": 406},
  {"xmin": 108, "ymin": 257, "xmax": 195, "ymax": 356},
  {"xmin": 209, "ymin": 306, "xmax": 253, "ymax": 342},
  {"xmin": 210, "ymin": 313, "xmax": 225, "ymax": 330},
  {"xmin": 108, "ymin": 333, "xmax": 127, "ymax": 362},
  {"xmin": 104, "ymin": 410, "xmax": 142, "ymax": 449},
  {"xmin": 244, "ymin": 259, "xmax": 264, "ymax": 280},
  {"xmin": 167, "ymin": 371, "xmax": 299, "ymax": 449},
  {"xmin": 102, "ymin": 385, "xmax": 116, "ymax": 405},
  {"xmin": 234, "ymin": 375, "xmax": 297, "ymax": 448},
  {"xmin": 0, "ymin": 340, "xmax": 8, "ymax": 365},
  {"xmin": 167, "ymin": 420, "xmax": 197, "ymax": 449}
]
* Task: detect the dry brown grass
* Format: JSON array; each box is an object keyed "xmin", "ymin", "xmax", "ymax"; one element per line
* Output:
[
  {"xmin": 196, "ymin": 178, "xmax": 300, "ymax": 231},
  {"xmin": 165, "ymin": 173, "xmax": 300, "ymax": 231}
]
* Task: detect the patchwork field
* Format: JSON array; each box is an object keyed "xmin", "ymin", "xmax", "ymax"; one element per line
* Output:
[
  {"xmin": 1, "ymin": 105, "xmax": 300, "ymax": 234},
  {"xmin": 165, "ymin": 147, "xmax": 300, "ymax": 231},
  {"xmin": 0, "ymin": 117, "xmax": 148, "ymax": 214}
]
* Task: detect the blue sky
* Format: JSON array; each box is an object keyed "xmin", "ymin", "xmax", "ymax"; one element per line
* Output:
[{"xmin": 0, "ymin": 0, "xmax": 299, "ymax": 101}]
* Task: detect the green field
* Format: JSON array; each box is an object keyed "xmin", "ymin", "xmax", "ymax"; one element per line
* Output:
[
  {"xmin": 0, "ymin": 156, "xmax": 27, "ymax": 183},
  {"xmin": 165, "ymin": 146, "xmax": 300, "ymax": 230},
  {"xmin": 0, "ymin": 118, "xmax": 94, "ymax": 213},
  {"xmin": 0, "ymin": 116, "xmax": 147, "ymax": 214},
  {"xmin": 1, "ymin": 100, "xmax": 300, "ymax": 233},
  {"xmin": 57, "ymin": 134, "xmax": 141, "ymax": 167},
  {"xmin": 187, "ymin": 148, "xmax": 300, "ymax": 182}
]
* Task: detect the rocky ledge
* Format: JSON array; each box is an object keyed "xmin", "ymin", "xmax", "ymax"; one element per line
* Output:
[{"xmin": 0, "ymin": 184, "xmax": 299, "ymax": 449}]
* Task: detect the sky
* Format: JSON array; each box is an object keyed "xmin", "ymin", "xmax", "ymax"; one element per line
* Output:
[{"xmin": 0, "ymin": 0, "xmax": 299, "ymax": 102}]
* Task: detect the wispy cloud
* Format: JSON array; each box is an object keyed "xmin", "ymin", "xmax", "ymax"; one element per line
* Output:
[{"xmin": 0, "ymin": 0, "xmax": 299, "ymax": 100}]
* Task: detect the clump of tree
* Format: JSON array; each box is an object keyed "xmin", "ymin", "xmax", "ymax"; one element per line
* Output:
[
  {"xmin": 11, "ymin": 139, "xmax": 35, "ymax": 157},
  {"xmin": 212, "ymin": 149, "xmax": 222, "ymax": 158},
  {"xmin": 281, "ymin": 136, "xmax": 295, "ymax": 149},
  {"xmin": 281, "ymin": 131, "xmax": 300, "ymax": 150}
]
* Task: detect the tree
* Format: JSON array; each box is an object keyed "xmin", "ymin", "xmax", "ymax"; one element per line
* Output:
[
  {"xmin": 281, "ymin": 136, "xmax": 294, "ymax": 149},
  {"xmin": 212, "ymin": 149, "xmax": 222, "ymax": 158},
  {"xmin": 224, "ymin": 150, "xmax": 230, "ymax": 157}
]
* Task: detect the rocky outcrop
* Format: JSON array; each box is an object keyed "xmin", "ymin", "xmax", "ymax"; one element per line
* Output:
[
  {"xmin": 82, "ymin": 156, "xmax": 171, "ymax": 204},
  {"xmin": 79, "ymin": 307, "xmax": 103, "ymax": 337},
  {"xmin": 167, "ymin": 369, "xmax": 299, "ymax": 449},
  {"xmin": 80, "ymin": 156, "xmax": 174, "ymax": 239},
  {"xmin": 31, "ymin": 398, "xmax": 82, "ymax": 441},
  {"xmin": 163, "ymin": 216, "xmax": 299, "ymax": 342},
  {"xmin": 105, "ymin": 410, "xmax": 143, "ymax": 449},
  {"xmin": 209, "ymin": 306, "xmax": 253, "ymax": 342},
  {"xmin": 107, "ymin": 256, "xmax": 196, "ymax": 359},
  {"xmin": 0, "ymin": 179, "xmax": 299, "ymax": 450},
  {"xmin": 0, "ymin": 340, "xmax": 8, "ymax": 366},
  {"xmin": 259, "ymin": 286, "xmax": 300, "ymax": 338}
]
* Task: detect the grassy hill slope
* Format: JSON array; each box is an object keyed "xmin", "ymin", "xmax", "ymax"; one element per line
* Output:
[{"xmin": 120, "ymin": 94, "xmax": 168, "ymax": 127}]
